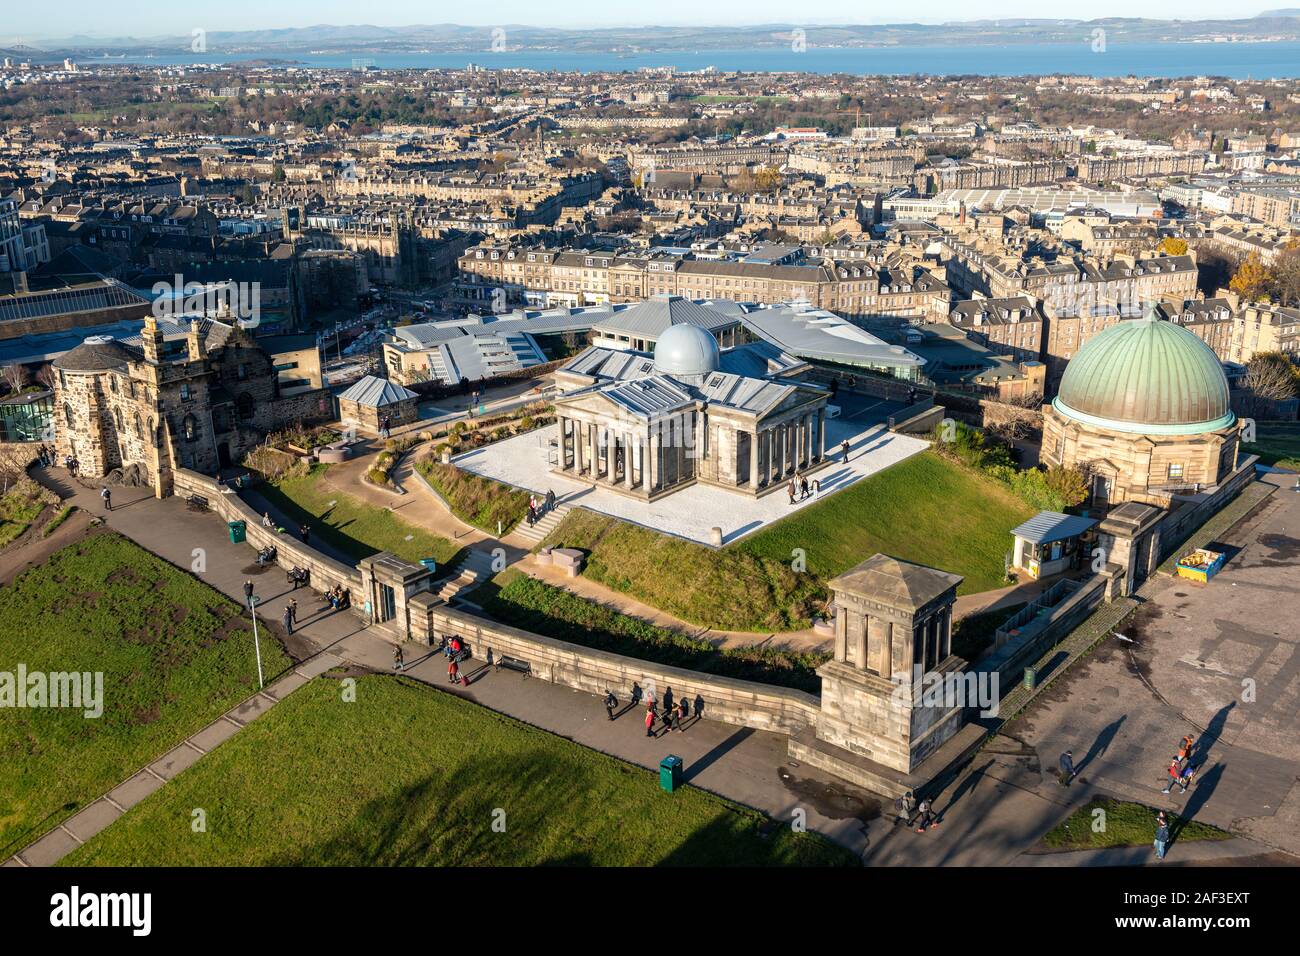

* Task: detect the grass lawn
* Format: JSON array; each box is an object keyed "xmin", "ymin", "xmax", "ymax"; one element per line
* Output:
[
  {"xmin": 417, "ymin": 459, "xmax": 529, "ymax": 534},
  {"xmin": 0, "ymin": 491, "xmax": 44, "ymax": 547},
  {"xmin": 258, "ymin": 464, "xmax": 461, "ymax": 568},
  {"xmin": 1042, "ymin": 797, "xmax": 1232, "ymax": 851},
  {"xmin": 478, "ymin": 569, "xmax": 826, "ymax": 692},
  {"xmin": 0, "ymin": 478, "xmax": 58, "ymax": 548},
  {"xmin": 542, "ymin": 451, "xmax": 1033, "ymax": 632},
  {"xmin": 0, "ymin": 533, "xmax": 290, "ymax": 857},
  {"xmin": 1242, "ymin": 421, "xmax": 1300, "ymax": 471},
  {"xmin": 64, "ymin": 675, "xmax": 855, "ymax": 867}
]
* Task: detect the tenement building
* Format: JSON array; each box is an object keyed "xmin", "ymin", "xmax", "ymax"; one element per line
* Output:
[
  {"xmin": 52, "ymin": 315, "xmax": 333, "ymax": 496},
  {"xmin": 1041, "ymin": 308, "xmax": 1241, "ymax": 508}
]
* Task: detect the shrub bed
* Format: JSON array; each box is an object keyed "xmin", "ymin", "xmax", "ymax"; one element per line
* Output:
[
  {"xmin": 417, "ymin": 458, "xmax": 529, "ymax": 533},
  {"xmin": 478, "ymin": 571, "xmax": 826, "ymax": 693}
]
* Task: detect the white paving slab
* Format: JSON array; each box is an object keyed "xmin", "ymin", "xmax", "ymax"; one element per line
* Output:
[{"xmin": 453, "ymin": 420, "xmax": 929, "ymax": 545}]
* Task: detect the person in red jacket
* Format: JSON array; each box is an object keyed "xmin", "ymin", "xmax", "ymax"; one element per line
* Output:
[{"xmin": 644, "ymin": 706, "xmax": 656, "ymax": 738}]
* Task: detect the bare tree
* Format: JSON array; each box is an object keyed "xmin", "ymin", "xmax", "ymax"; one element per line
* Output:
[
  {"xmin": 1245, "ymin": 352, "xmax": 1298, "ymax": 401},
  {"xmin": 35, "ymin": 363, "xmax": 57, "ymax": 391},
  {"xmin": 2, "ymin": 363, "xmax": 28, "ymax": 395},
  {"xmin": 0, "ymin": 445, "xmax": 33, "ymax": 495}
]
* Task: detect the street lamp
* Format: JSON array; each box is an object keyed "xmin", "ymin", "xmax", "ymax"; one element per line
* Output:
[{"xmin": 247, "ymin": 594, "xmax": 265, "ymax": 690}]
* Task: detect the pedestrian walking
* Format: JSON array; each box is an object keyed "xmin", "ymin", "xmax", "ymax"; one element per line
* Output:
[
  {"xmin": 1177, "ymin": 763, "xmax": 1196, "ymax": 794},
  {"xmin": 100, "ymin": 486, "xmax": 112, "ymax": 512},
  {"xmin": 545, "ymin": 488, "xmax": 556, "ymax": 513},
  {"xmin": 800, "ymin": 475, "xmax": 809, "ymax": 500},
  {"xmin": 288, "ymin": 599, "xmax": 298, "ymax": 626},
  {"xmin": 670, "ymin": 702, "xmax": 683, "ymax": 732},
  {"xmin": 1154, "ymin": 812, "xmax": 1171, "ymax": 861},
  {"xmin": 1161, "ymin": 757, "xmax": 1184, "ymax": 794},
  {"xmin": 604, "ymin": 690, "xmax": 617, "ymax": 720},
  {"xmin": 448, "ymin": 658, "xmax": 460, "ymax": 684},
  {"xmin": 896, "ymin": 790, "xmax": 917, "ymax": 827},
  {"xmin": 282, "ymin": 605, "xmax": 294, "ymax": 635},
  {"xmin": 243, "ymin": 579, "xmax": 254, "ymax": 604},
  {"xmin": 644, "ymin": 706, "xmax": 656, "ymax": 738},
  {"xmin": 1177, "ymin": 734, "xmax": 1196, "ymax": 762},
  {"xmin": 299, "ymin": 523, "xmax": 310, "ymax": 545},
  {"xmin": 1059, "ymin": 750, "xmax": 1078, "ymax": 785},
  {"xmin": 841, "ymin": 439, "xmax": 850, "ymax": 464},
  {"xmin": 812, "ymin": 479, "xmax": 821, "ymax": 495},
  {"xmin": 394, "ymin": 645, "xmax": 404, "ymax": 671},
  {"xmin": 787, "ymin": 480, "xmax": 797, "ymax": 505},
  {"xmin": 914, "ymin": 798, "xmax": 938, "ymax": 832}
]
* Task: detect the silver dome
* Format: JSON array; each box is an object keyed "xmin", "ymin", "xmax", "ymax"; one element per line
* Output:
[{"xmin": 653, "ymin": 324, "xmax": 720, "ymax": 380}]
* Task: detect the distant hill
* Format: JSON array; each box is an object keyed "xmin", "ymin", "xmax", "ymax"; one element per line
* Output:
[{"xmin": 29, "ymin": 17, "xmax": 1300, "ymax": 57}]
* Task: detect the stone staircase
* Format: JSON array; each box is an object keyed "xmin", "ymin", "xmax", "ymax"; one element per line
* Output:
[
  {"xmin": 512, "ymin": 504, "xmax": 570, "ymax": 544},
  {"xmin": 435, "ymin": 548, "xmax": 499, "ymax": 604}
]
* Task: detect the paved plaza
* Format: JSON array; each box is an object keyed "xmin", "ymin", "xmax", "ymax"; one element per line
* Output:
[{"xmin": 453, "ymin": 417, "xmax": 930, "ymax": 544}]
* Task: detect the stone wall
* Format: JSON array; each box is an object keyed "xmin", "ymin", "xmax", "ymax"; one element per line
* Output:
[{"xmin": 411, "ymin": 599, "xmax": 821, "ymax": 736}]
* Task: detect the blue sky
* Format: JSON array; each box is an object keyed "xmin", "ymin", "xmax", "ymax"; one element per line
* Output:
[{"xmin": 4, "ymin": 2, "xmax": 1266, "ymax": 41}]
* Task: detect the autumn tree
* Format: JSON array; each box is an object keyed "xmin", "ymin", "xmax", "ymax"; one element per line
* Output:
[
  {"xmin": 1043, "ymin": 465, "xmax": 1089, "ymax": 509},
  {"xmin": 1229, "ymin": 253, "xmax": 1272, "ymax": 302},
  {"xmin": 1158, "ymin": 237, "xmax": 1188, "ymax": 256}
]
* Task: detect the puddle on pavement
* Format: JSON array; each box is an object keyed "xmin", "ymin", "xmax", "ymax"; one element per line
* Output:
[{"xmin": 778, "ymin": 765, "xmax": 881, "ymax": 823}]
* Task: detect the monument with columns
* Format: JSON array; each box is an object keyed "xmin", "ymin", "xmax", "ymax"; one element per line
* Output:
[
  {"xmin": 790, "ymin": 554, "xmax": 969, "ymax": 788},
  {"xmin": 550, "ymin": 323, "xmax": 831, "ymax": 500}
]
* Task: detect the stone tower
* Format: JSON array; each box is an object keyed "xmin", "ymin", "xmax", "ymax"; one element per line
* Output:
[{"xmin": 812, "ymin": 554, "xmax": 965, "ymax": 774}]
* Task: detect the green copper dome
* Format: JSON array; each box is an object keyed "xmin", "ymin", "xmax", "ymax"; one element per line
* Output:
[{"xmin": 1052, "ymin": 310, "xmax": 1235, "ymax": 436}]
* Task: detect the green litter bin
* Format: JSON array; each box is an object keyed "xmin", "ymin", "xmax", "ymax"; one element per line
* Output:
[
  {"xmin": 659, "ymin": 755, "xmax": 683, "ymax": 793},
  {"xmin": 228, "ymin": 520, "xmax": 247, "ymax": 544},
  {"xmin": 1023, "ymin": 666, "xmax": 1037, "ymax": 691}
]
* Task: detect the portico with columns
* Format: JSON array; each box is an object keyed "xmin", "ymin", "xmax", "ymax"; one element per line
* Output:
[{"xmin": 552, "ymin": 386, "xmax": 829, "ymax": 501}]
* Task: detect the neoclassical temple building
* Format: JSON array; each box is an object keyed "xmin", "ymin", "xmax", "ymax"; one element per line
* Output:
[
  {"xmin": 1041, "ymin": 308, "xmax": 1241, "ymax": 508},
  {"xmin": 551, "ymin": 322, "xmax": 831, "ymax": 499},
  {"xmin": 52, "ymin": 315, "xmax": 332, "ymax": 497}
]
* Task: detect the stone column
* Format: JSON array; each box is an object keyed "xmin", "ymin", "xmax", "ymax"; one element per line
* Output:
[
  {"xmin": 624, "ymin": 432, "xmax": 635, "ymax": 490},
  {"xmin": 834, "ymin": 599, "xmax": 848, "ymax": 660},
  {"xmin": 855, "ymin": 612, "xmax": 868, "ymax": 672},
  {"xmin": 749, "ymin": 430, "xmax": 759, "ymax": 489},
  {"xmin": 588, "ymin": 423, "xmax": 599, "ymax": 480},
  {"xmin": 649, "ymin": 429, "xmax": 661, "ymax": 491}
]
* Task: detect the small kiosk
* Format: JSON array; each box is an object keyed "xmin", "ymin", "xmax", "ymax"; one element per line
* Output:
[{"xmin": 1010, "ymin": 511, "xmax": 1099, "ymax": 580}]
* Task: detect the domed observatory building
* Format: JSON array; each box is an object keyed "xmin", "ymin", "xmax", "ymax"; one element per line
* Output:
[
  {"xmin": 1041, "ymin": 307, "xmax": 1241, "ymax": 508},
  {"xmin": 552, "ymin": 321, "xmax": 832, "ymax": 500}
]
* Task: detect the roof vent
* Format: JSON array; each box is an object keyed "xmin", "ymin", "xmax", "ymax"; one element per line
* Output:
[{"xmin": 83, "ymin": 335, "xmax": 115, "ymax": 345}]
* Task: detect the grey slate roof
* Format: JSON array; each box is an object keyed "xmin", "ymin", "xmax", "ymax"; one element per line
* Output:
[
  {"xmin": 1010, "ymin": 511, "xmax": 1099, "ymax": 545},
  {"xmin": 339, "ymin": 375, "xmax": 420, "ymax": 408},
  {"xmin": 591, "ymin": 295, "xmax": 738, "ymax": 337}
]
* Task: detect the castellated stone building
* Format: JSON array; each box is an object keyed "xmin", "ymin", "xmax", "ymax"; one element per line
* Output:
[
  {"xmin": 52, "ymin": 315, "xmax": 333, "ymax": 497},
  {"xmin": 1041, "ymin": 308, "xmax": 1242, "ymax": 509}
]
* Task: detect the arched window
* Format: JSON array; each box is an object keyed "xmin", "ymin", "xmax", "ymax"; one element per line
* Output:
[
  {"xmin": 114, "ymin": 408, "xmax": 123, "ymax": 430},
  {"xmin": 109, "ymin": 375, "xmax": 118, "ymax": 394},
  {"xmin": 64, "ymin": 403, "xmax": 74, "ymax": 426},
  {"xmin": 183, "ymin": 415, "xmax": 197, "ymax": 442},
  {"xmin": 133, "ymin": 414, "xmax": 143, "ymax": 440}
]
